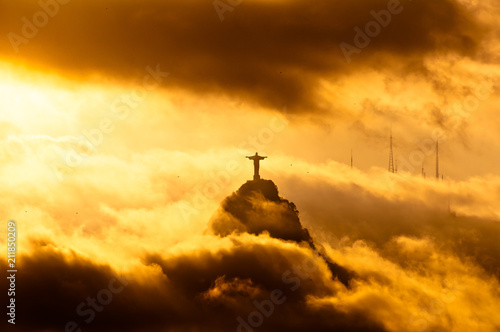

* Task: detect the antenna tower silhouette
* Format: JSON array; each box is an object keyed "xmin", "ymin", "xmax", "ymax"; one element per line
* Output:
[
  {"xmin": 436, "ymin": 141, "xmax": 439, "ymax": 179},
  {"xmin": 388, "ymin": 128, "xmax": 394, "ymax": 173}
]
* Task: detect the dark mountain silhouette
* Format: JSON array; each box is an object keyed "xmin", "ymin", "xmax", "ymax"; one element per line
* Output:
[{"xmin": 209, "ymin": 178, "xmax": 352, "ymax": 286}]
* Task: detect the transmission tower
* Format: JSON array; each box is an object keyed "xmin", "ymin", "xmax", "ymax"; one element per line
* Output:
[
  {"xmin": 388, "ymin": 129, "xmax": 394, "ymax": 173},
  {"xmin": 436, "ymin": 141, "xmax": 439, "ymax": 179},
  {"xmin": 351, "ymin": 149, "xmax": 353, "ymax": 169}
]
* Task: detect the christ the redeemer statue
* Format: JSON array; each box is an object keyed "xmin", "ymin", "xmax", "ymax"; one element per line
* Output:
[{"xmin": 246, "ymin": 152, "xmax": 267, "ymax": 181}]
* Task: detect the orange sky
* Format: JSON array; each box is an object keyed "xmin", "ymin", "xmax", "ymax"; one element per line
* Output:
[{"xmin": 1, "ymin": 1, "xmax": 500, "ymax": 331}]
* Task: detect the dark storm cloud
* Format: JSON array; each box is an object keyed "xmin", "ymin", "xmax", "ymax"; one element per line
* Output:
[
  {"xmin": 4, "ymin": 173, "xmax": 500, "ymax": 331},
  {"xmin": 1, "ymin": 239, "xmax": 386, "ymax": 332},
  {"xmin": 144, "ymin": 241, "xmax": 387, "ymax": 332},
  {"xmin": 0, "ymin": 0, "xmax": 486, "ymax": 112},
  {"xmin": 2, "ymin": 179, "xmax": 391, "ymax": 332}
]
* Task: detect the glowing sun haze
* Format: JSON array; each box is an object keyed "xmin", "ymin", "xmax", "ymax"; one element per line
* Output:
[{"xmin": 1, "ymin": 0, "xmax": 500, "ymax": 331}]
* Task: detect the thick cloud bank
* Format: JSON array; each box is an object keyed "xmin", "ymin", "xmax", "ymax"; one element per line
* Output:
[
  {"xmin": 209, "ymin": 178, "xmax": 352, "ymax": 286},
  {"xmin": 2, "ymin": 170, "xmax": 500, "ymax": 332},
  {"xmin": 0, "ymin": 0, "xmax": 490, "ymax": 112}
]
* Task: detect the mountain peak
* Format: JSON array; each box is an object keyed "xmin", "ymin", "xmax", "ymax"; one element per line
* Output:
[
  {"xmin": 209, "ymin": 178, "xmax": 352, "ymax": 286},
  {"xmin": 209, "ymin": 178, "xmax": 312, "ymax": 244}
]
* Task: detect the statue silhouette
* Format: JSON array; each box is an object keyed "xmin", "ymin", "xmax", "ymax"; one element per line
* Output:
[{"xmin": 246, "ymin": 152, "xmax": 267, "ymax": 181}]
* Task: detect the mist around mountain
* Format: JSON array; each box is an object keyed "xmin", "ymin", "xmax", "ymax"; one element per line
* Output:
[
  {"xmin": 5, "ymin": 172, "xmax": 500, "ymax": 332},
  {"xmin": 210, "ymin": 178, "xmax": 352, "ymax": 286}
]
